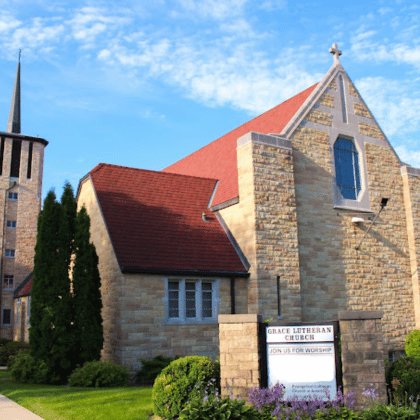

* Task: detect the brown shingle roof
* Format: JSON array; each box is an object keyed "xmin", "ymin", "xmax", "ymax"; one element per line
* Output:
[
  {"xmin": 89, "ymin": 163, "xmax": 248, "ymax": 276},
  {"xmin": 164, "ymin": 83, "xmax": 317, "ymax": 207}
]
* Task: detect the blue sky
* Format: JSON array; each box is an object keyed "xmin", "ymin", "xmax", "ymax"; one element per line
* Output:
[{"xmin": 0, "ymin": 0, "xmax": 419, "ymax": 199}]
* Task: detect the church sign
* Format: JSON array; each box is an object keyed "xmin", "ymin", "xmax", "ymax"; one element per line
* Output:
[{"xmin": 266, "ymin": 324, "xmax": 339, "ymax": 400}]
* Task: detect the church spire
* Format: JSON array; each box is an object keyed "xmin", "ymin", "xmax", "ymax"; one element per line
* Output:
[{"xmin": 7, "ymin": 50, "xmax": 21, "ymax": 134}]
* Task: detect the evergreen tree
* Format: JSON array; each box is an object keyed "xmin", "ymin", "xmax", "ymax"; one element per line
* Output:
[
  {"xmin": 49, "ymin": 183, "xmax": 77, "ymax": 378},
  {"xmin": 29, "ymin": 189, "xmax": 65, "ymax": 383},
  {"xmin": 30, "ymin": 184, "xmax": 103, "ymax": 383},
  {"xmin": 72, "ymin": 206, "xmax": 103, "ymax": 365}
]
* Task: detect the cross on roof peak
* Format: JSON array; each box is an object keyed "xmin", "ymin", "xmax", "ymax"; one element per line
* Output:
[{"xmin": 329, "ymin": 43, "xmax": 342, "ymax": 64}]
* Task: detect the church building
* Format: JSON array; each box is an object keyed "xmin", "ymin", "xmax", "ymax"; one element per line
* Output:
[
  {"xmin": 76, "ymin": 44, "xmax": 420, "ymax": 368},
  {"xmin": 0, "ymin": 55, "xmax": 48, "ymax": 341}
]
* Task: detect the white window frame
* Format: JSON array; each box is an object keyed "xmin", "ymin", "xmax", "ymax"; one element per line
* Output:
[
  {"xmin": 3, "ymin": 275, "xmax": 13, "ymax": 290},
  {"xmin": 164, "ymin": 278, "xmax": 219, "ymax": 324},
  {"xmin": 331, "ymin": 133, "xmax": 371, "ymax": 212},
  {"xmin": 8, "ymin": 192, "xmax": 18, "ymax": 200},
  {"xmin": 2, "ymin": 308, "xmax": 12, "ymax": 325}
]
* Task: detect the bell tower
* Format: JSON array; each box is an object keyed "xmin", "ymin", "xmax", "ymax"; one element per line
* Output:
[{"xmin": 0, "ymin": 53, "xmax": 48, "ymax": 340}]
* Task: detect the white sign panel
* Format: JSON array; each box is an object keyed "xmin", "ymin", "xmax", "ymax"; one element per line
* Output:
[
  {"xmin": 266, "ymin": 325, "xmax": 334, "ymax": 343},
  {"xmin": 266, "ymin": 325, "xmax": 337, "ymax": 400}
]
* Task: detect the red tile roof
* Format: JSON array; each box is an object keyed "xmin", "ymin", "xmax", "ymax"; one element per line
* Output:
[
  {"xmin": 14, "ymin": 273, "xmax": 32, "ymax": 298},
  {"xmin": 89, "ymin": 164, "xmax": 248, "ymax": 276},
  {"xmin": 163, "ymin": 83, "xmax": 318, "ymax": 207}
]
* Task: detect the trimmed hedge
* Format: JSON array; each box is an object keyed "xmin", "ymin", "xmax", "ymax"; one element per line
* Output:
[
  {"xmin": 153, "ymin": 355, "xmax": 218, "ymax": 420},
  {"xmin": 68, "ymin": 361, "xmax": 130, "ymax": 387},
  {"xmin": 9, "ymin": 351, "xmax": 54, "ymax": 384},
  {"xmin": 0, "ymin": 340, "xmax": 30, "ymax": 366}
]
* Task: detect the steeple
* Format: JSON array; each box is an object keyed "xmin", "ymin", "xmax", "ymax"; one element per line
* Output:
[{"xmin": 7, "ymin": 50, "xmax": 21, "ymax": 134}]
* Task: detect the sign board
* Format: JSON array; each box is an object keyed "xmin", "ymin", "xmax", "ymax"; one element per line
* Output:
[{"xmin": 266, "ymin": 324, "xmax": 337, "ymax": 400}]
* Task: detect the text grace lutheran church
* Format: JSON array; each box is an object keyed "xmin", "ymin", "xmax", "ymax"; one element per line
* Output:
[{"xmin": 2, "ymin": 44, "xmax": 420, "ymax": 367}]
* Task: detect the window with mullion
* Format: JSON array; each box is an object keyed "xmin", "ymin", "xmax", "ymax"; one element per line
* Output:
[
  {"xmin": 185, "ymin": 281, "xmax": 196, "ymax": 318},
  {"xmin": 168, "ymin": 281, "xmax": 179, "ymax": 318},
  {"xmin": 166, "ymin": 279, "xmax": 216, "ymax": 322},
  {"xmin": 202, "ymin": 282, "xmax": 213, "ymax": 318}
]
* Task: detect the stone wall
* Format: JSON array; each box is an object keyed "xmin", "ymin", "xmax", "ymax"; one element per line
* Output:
[
  {"xmin": 218, "ymin": 70, "xmax": 418, "ymax": 353},
  {"xmin": 219, "ymin": 133, "xmax": 302, "ymax": 322},
  {"xmin": 0, "ymin": 136, "xmax": 44, "ymax": 340},
  {"xmin": 219, "ymin": 312, "xmax": 387, "ymax": 409},
  {"xmin": 339, "ymin": 311, "xmax": 387, "ymax": 408},
  {"xmin": 78, "ymin": 177, "xmax": 234, "ymax": 368},
  {"xmin": 219, "ymin": 314, "xmax": 262, "ymax": 400}
]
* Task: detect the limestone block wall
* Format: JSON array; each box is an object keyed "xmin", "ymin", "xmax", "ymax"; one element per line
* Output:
[
  {"xmin": 219, "ymin": 314, "xmax": 262, "ymax": 401},
  {"xmin": 285, "ymin": 73, "xmax": 415, "ymax": 352},
  {"xmin": 13, "ymin": 296, "xmax": 29, "ymax": 342},
  {"xmin": 78, "ymin": 177, "xmax": 232, "ymax": 368},
  {"xmin": 78, "ymin": 177, "xmax": 126, "ymax": 363},
  {"xmin": 401, "ymin": 166, "xmax": 420, "ymax": 327},
  {"xmin": 219, "ymin": 133, "xmax": 302, "ymax": 322},
  {"xmin": 339, "ymin": 311, "xmax": 387, "ymax": 408}
]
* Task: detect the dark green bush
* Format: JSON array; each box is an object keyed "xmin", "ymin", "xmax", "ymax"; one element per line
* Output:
[
  {"xmin": 360, "ymin": 402, "xmax": 419, "ymax": 420},
  {"xmin": 386, "ymin": 356, "xmax": 420, "ymax": 401},
  {"xmin": 68, "ymin": 361, "xmax": 130, "ymax": 387},
  {"xmin": 0, "ymin": 338, "xmax": 12, "ymax": 347},
  {"xmin": 406, "ymin": 330, "xmax": 420, "ymax": 358},
  {"xmin": 179, "ymin": 393, "xmax": 261, "ymax": 420},
  {"xmin": 315, "ymin": 406, "xmax": 359, "ymax": 419},
  {"xmin": 153, "ymin": 355, "xmax": 218, "ymax": 420},
  {"xmin": 135, "ymin": 354, "xmax": 179, "ymax": 385},
  {"xmin": 9, "ymin": 351, "xmax": 55, "ymax": 384},
  {"xmin": 0, "ymin": 340, "xmax": 30, "ymax": 366}
]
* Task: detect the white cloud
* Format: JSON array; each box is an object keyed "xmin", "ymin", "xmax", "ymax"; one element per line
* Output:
[
  {"xmin": 100, "ymin": 35, "xmax": 321, "ymax": 114},
  {"xmin": 173, "ymin": 0, "xmax": 248, "ymax": 19},
  {"xmin": 0, "ymin": 12, "xmax": 20, "ymax": 32},
  {"xmin": 356, "ymin": 76, "xmax": 420, "ymax": 137},
  {"xmin": 395, "ymin": 146, "xmax": 420, "ymax": 168},
  {"xmin": 7, "ymin": 18, "xmax": 65, "ymax": 51},
  {"xmin": 67, "ymin": 7, "xmax": 131, "ymax": 47},
  {"xmin": 259, "ymin": 0, "xmax": 287, "ymax": 11}
]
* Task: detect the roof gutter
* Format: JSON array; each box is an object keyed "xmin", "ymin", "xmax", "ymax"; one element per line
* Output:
[{"xmin": 120, "ymin": 265, "xmax": 250, "ymax": 278}]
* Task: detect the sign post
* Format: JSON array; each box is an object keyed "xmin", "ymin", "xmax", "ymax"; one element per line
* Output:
[{"xmin": 266, "ymin": 324, "xmax": 338, "ymax": 400}]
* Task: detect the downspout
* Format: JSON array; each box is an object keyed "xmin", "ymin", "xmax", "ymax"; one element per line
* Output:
[{"xmin": 230, "ymin": 277, "xmax": 236, "ymax": 314}]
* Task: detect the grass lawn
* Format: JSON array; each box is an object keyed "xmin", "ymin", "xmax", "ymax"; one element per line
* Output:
[{"xmin": 0, "ymin": 370, "xmax": 154, "ymax": 420}]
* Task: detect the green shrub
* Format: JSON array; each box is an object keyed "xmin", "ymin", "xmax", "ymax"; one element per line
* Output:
[
  {"xmin": 68, "ymin": 361, "xmax": 130, "ymax": 387},
  {"xmin": 153, "ymin": 355, "xmax": 218, "ymax": 420},
  {"xmin": 179, "ymin": 393, "xmax": 261, "ymax": 420},
  {"xmin": 386, "ymin": 356, "xmax": 420, "ymax": 401},
  {"xmin": 406, "ymin": 330, "xmax": 420, "ymax": 358},
  {"xmin": 0, "ymin": 338, "xmax": 12, "ymax": 347},
  {"xmin": 360, "ymin": 402, "xmax": 419, "ymax": 420},
  {"xmin": 0, "ymin": 340, "xmax": 30, "ymax": 366},
  {"xmin": 135, "ymin": 354, "xmax": 179, "ymax": 385},
  {"xmin": 9, "ymin": 351, "xmax": 55, "ymax": 384},
  {"xmin": 315, "ymin": 406, "xmax": 359, "ymax": 419}
]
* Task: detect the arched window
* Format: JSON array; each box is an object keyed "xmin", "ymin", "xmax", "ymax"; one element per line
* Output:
[{"xmin": 334, "ymin": 137, "xmax": 361, "ymax": 200}]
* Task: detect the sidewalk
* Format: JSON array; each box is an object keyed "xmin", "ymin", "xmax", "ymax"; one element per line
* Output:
[
  {"xmin": 0, "ymin": 393, "xmax": 45, "ymax": 420},
  {"xmin": 0, "ymin": 367, "xmax": 44, "ymax": 420}
]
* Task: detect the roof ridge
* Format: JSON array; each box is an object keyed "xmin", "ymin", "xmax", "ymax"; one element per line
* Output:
[
  {"xmin": 91, "ymin": 162, "xmax": 220, "ymax": 183},
  {"xmin": 164, "ymin": 83, "xmax": 318, "ymax": 169}
]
